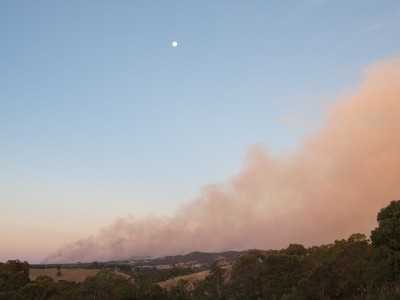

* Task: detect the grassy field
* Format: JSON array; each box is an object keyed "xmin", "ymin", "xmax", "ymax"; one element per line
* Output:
[
  {"xmin": 30, "ymin": 268, "xmax": 131, "ymax": 283},
  {"xmin": 158, "ymin": 265, "xmax": 232, "ymax": 290},
  {"xmin": 30, "ymin": 265, "xmax": 230, "ymax": 287}
]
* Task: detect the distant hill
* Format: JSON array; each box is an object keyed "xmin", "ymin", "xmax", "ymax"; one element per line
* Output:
[
  {"xmin": 32, "ymin": 250, "xmax": 264, "ymax": 274},
  {"xmin": 127, "ymin": 251, "xmax": 244, "ymax": 270}
]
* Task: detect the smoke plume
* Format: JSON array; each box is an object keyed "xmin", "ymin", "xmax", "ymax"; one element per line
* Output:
[{"xmin": 45, "ymin": 57, "xmax": 400, "ymax": 263}]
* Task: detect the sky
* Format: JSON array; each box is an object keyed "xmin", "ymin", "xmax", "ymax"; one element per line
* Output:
[{"xmin": 1, "ymin": 1, "xmax": 400, "ymax": 263}]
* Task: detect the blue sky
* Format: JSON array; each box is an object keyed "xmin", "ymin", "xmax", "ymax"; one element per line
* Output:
[{"xmin": 1, "ymin": 0, "xmax": 400, "ymax": 262}]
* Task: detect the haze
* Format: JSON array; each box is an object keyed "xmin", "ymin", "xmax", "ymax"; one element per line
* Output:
[{"xmin": 1, "ymin": 1, "xmax": 400, "ymax": 263}]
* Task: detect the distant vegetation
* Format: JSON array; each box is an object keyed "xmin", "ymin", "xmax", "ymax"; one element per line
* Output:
[{"xmin": 1, "ymin": 200, "xmax": 400, "ymax": 299}]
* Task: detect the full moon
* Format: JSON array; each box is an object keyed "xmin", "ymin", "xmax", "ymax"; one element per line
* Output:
[{"xmin": 172, "ymin": 41, "xmax": 178, "ymax": 47}]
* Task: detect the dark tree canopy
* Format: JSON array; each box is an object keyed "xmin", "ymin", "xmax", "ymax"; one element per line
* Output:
[{"xmin": 371, "ymin": 200, "xmax": 400, "ymax": 250}]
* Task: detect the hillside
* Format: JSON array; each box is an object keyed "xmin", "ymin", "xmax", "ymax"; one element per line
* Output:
[
  {"xmin": 32, "ymin": 250, "xmax": 255, "ymax": 274},
  {"xmin": 29, "ymin": 268, "xmax": 131, "ymax": 283},
  {"xmin": 158, "ymin": 264, "xmax": 232, "ymax": 290},
  {"xmin": 126, "ymin": 250, "xmax": 245, "ymax": 271}
]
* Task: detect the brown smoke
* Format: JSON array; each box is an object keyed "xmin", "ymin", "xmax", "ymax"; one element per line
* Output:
[{"xmin": 45, "ymin": 57, "xmax": 400, "ymax": 263}]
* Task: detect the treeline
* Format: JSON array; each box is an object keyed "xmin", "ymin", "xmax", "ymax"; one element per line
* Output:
[{"xmin": 1, "ymin": 200, "xmax": 400, "ymax": 299}]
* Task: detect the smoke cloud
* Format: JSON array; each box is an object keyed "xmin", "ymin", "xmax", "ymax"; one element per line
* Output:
[{"xmin": 45, "ymin": 57, "xmax": 400, "ymax": 263}]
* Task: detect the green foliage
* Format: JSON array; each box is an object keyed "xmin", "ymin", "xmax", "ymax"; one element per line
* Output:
[
  {"xmin": 18, "ymin": 276, "xmax": 57, "ymax": 300},
  {"xmin": 77, "ymin": 269, "xmax": 136, "ymax": 299},
  {"xmin": 168, "ymin": 279, "xmax": 190, "ymax": 300},
  {"xmin": 371, "ymin": 200, "xmax": 400, "ymax": 251},
  {"xmin": 192, "ymin": 262, "xmax": 227, "ymax": 299},
  {"xmin": 162, "ymin": 266, "xmax": 193, "ymax": 282},
  {"xmin": 284, "ymin": 244, "xmax": 306, "ymax": 256},
  {"xmin": 295, "ymin": 236, "xmax": 372, "ymax": 299},
  {"xmin": 370, "ymin": 200, "xmax": 400, "ymax": 290},
  {"xmin": 261, "ymin": 253, "xmax": 302, "ymax": 299},
  {"xmin": 230, "ymin": 251, "xmax": 264, "ymax": 299},
  {"xmin": 0, "ymin": 260, "xmax": 30, "ymax": 299}
]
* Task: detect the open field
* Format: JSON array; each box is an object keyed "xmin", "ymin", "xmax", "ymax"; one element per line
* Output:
[
  {"xmin": 29, "ymin": 268, "xmax": 131, "ymax": 283},
  {"xmin": 158, "ymin": 265, "xmax": 232, "ymax": 290}
]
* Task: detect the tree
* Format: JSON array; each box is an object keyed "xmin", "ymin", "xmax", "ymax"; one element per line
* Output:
[
  {"xmin": 261, "ymin": 253, "xmax": 303, "ymax": 299},
  {"xmin": 292, "ymin": 236, "xmax": 371, "ymax": 299},
  {"xmin": 78, "ymin": 269, "xmax": 136, "ymax": 300},
  {"xmin": 205, "ymin": 262, "xmax": 227, "ymax": 299},
  {"xmin": 284, "ymin": 244, "xmax": 306, "ymax": 256},
  {"xmin": 230, "ymin": 251, "xmax": 264, "ymax": 299},
  {"xmin": 0, "ymin": 260, "xmax": 30, "ymax": 299},
  {"xmin": 168, "ymin": 279, "xmax": 190, "ymax": 300},
  {"xmin": 18, "ymin": 276, "xmax": 57, "ymax": 300},
  {"xmin": 370, "ymin": 200, "xmax": 400, "ymax": 293},
  {"xmin": 191, "ymin": 262, "xmax": 227, "ymax": 299},
  {"xmin": 371, "ymin": 200, "xmax": 400, "ymax": 251}
]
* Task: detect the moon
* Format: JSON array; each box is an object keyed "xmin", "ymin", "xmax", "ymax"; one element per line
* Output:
[{"xmin": 172, "ymin": 41, "xmax": 178, "ymax": 47}]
